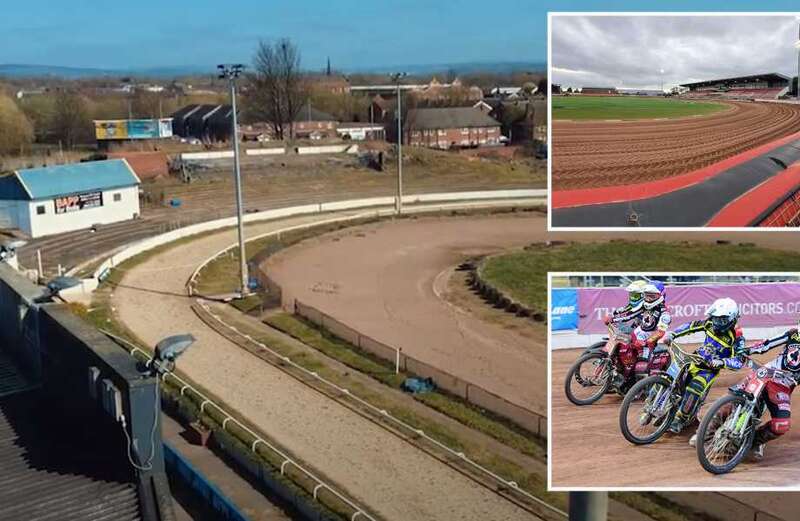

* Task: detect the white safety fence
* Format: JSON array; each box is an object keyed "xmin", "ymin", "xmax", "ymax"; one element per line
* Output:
[
  {"xmin": 196, "ymin": 301, "xmax": 567, "ymax": 519},
  {"xmin": 57, "ymin": 190, "xmax": 545, "ymax": 297},
  {"xmin": 101, "ymin": 329, "xmax": 378, "ymax": 521}
]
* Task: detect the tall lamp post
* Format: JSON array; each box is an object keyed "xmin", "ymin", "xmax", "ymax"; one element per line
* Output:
[
  {"xmin": 795, "ymin": 19, "xmax": 800, "ymax": 101},
  {"xmin": 390, "ymin": 72, "xmax": 407, "ymax": 215},
  {"xmin": 218, "ymin": 64, "xmax": 249, "ymax": 297},
  {"xmin": 569, "ymin": 491, "xmax": 608, "ymax": 521}
]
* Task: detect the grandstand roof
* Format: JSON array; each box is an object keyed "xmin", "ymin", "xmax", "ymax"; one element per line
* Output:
[{"xmin": 680, "ymin": 72, "xmax": 791, "ymax": 89}]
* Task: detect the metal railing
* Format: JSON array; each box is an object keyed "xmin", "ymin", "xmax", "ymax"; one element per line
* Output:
[
  {"xmin": 196, "ymin": 302, "xmax": 567, "ymax": 519},
  {"xmin": 100, "ymin": 329, "xmax": 378, "ymax": 521}
]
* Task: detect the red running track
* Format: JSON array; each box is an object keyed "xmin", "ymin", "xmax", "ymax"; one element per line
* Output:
[{"xmin": 551, "ymin": 130, "xmax": 800, "ymax": 210}]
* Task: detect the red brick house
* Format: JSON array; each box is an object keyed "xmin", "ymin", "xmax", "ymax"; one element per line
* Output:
[
  {"xmin": 293, "ymin": 104, "xmax": 339, "ymax": 139},
  {"xmin": 404, "ymin": 107, "xmax": 502, "ymax": 149}
]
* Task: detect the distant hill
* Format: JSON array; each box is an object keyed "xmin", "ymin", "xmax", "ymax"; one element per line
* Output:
[
  {"xmin": 0, "ymin": 64, "xmax": 210, "ymax": 79},
  {"xmin": 0, "ymin": 60, "xmax": 545, "ymax": 80}
]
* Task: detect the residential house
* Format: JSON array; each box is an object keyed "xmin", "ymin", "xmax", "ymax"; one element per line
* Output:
[{"xmin": 403, "ymin": 107, "xmax": 502, "ymax": 149}]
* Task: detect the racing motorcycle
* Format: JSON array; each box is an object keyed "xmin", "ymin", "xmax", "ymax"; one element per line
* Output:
[
  {"xmin": 619, "ymin": 340, "xmax": 711, "ymax": 444},
  {"xmin": 564, "ymin": 323, "xmax": 670, "ymax": 406},
  {"xmin": 695, "ymin": 358, "xmax": 795, "ymax": 474}
]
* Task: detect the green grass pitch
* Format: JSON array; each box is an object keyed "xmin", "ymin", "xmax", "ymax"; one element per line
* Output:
[{"xmin": 552, "ymin": 95, "xmax": 727, "ymax": 121}]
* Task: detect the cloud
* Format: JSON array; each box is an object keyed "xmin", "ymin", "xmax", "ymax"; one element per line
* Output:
[{"xmin": 551, "ymin": 15, "xmax": 800, "ymax": 90}]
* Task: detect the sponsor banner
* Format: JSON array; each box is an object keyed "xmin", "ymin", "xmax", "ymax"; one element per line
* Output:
[
  {"xmin": 95, "ymin": 118, "xmax": 173, "ymax": 140},
  {"xmin": 95, "ymin": 120, "xmax": 128, "ymax": 140},
  {"xmin": 54, "ymin": 191, "xmax": 103, "ymax": 214},
  {"xmin": 578, "ymin": 283, "xmax": 800, "ymax": 334},
  {"xmin": 551, "ymin": 288, "xmax": 578, "ymax": 331}
]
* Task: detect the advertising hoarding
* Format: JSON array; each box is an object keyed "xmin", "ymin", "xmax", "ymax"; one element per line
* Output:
[
  {"xmin": 94, "ymin": 119, "xmax": 173, "ymax": 140},
  {"xmin": 54, "ymin": 191, "xmax": 104, "ymax": 214},
  {"xmin": 577, "ymin": 283, "xmax": 800, "ymax": 334}
]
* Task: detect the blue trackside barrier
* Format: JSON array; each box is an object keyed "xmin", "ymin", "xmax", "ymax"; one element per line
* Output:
[{"xmin": 163, "ymin": 441, "xmax": 249, "ymax": 521}]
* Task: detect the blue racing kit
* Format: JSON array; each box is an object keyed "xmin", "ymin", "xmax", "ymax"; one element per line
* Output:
[{"xmin": 669, "ymin": 319, "xmax": 747, "ymax": 423}]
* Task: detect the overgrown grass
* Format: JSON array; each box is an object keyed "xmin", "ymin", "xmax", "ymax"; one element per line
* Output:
[
  {"xmin": 265, "ymin": 312, "xmax": 545, "ymax": 460},
  {"xmin": 481, "ymin": 240, "xmax": 800, "ymax": 313}
]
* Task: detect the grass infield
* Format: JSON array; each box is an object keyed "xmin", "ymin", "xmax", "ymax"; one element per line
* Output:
[
  {"xmin": 552, "ymin": 95, "xmax": 726, "ymax": 121},
  {"xmin": 481, "ymin": 240, "xmax": 800, "ymax": 314}
]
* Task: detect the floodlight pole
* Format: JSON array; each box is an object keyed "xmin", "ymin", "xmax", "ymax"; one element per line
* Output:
[
  {"xmin": 219, "ymin": 64, "xmax": 249, "ymax": 297},
  {"xmin": 391, "ymin": 73, "xmax": 406, "ymax": 215},
  {"xmin": 569, "ymin": 491, "xmax": 608, "ymax": 521}
]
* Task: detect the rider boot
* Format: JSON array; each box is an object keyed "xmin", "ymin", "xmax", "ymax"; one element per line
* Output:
[
  {"xmin": 751, "ymin": 425, "xmax": 779, "ymax": 461},
  {"xmin": 670, "ymin": 391, "xmax": 699, "ymax": 433}
]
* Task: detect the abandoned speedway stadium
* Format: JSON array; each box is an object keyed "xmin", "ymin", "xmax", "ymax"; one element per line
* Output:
[
  {"xmin": 551, "ymin": 92, "xmax": 800, "ymax": 228},
  {"xmin": 13, "ymin": 188, "xmax": 800, "ymax": 519}
]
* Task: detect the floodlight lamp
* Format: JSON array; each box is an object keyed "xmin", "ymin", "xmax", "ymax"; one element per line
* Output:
[
  {"xmin": 0, "ymin": 239, "xmax": 26, "ymax": 260},
  {"xmin": 150, "ymin": 334, "xmax": 196, "ymax": 375},
  {"xmin": 33, "ymin": 275, "xmax": 81, "ymax": 303}
]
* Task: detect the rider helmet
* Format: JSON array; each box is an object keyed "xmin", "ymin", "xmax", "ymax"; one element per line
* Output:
[
  {"xmin": 625, "ymin": 280, "xmax": 648, "ymax": 311},
  {"xmin": 707, "ymin": 297, "xmax": 739, "ymax": 333},
  {"xmin": 643, "ymin": 281, "xmax": 665, "ymax": 310}
]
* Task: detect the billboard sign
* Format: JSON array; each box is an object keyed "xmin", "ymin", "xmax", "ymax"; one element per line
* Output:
[
  {"xmin": 577, "ymin": 283, "xmax": 800, "ymax": 334},
  {"xmin": 54, "ymin": 191, "xmax": 103, "ymax": 214},
  {"xmin": 95, "ymin": 119, "xmax": 173, "ymax": 140},
  {"xmin": 551, "ymin": 288, "xmax": 579, "ymax": 331}
]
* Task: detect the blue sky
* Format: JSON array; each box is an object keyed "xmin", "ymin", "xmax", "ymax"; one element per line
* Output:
[{"xmin": 1, "ymin": 1, "xmax": 798, "ymax": 70}]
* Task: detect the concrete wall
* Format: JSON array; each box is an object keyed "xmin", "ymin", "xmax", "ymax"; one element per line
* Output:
[
  {"xmin": 0, "ymin": 262, "xmax": 41, "ymax": 379},
  {"xmin": 27, "ymin": 185, "xmax": 141, "ymax": 238},
  {"xmin": 0, "ymin": 262, "xmax": 173, "ymax": 518},
  {"xmin": 295, "ymin": 298, "xmax": 547, "ymax": 438}
]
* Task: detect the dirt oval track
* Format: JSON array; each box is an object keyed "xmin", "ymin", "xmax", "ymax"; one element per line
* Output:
[
  {"xmin": 552, "ymin": 101, "xmax": 800, "ymax": 190},
  {"xmin": 551, "ymin": 348, "xmax": 800, "ymax": 488}
]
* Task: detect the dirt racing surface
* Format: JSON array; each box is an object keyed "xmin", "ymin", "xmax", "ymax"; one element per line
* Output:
[
  {"xmin": 112, "ymin": 211, "xmax": 540, "ymax": 521},
  {"xmin": 551, "ymin": 348, "xmax": 800, "ymax": 488},
  {"xmin": 552, "ymin": 101, "xmax": 800, "ymax": 190},
  {"xmin": 264, "ymin": 213, "xmax": 547, "ymax": 415}
]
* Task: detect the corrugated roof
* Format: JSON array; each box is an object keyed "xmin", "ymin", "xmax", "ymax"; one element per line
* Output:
[
  {"xmin": 15, "ymin": 160, "xmax": 140, "ymax": 200},
  {"xmin": 405, "ymin": 107, "xmax": 500, "ymax": 130}
]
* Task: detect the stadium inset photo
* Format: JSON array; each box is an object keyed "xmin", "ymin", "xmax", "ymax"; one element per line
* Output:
[
  {"xmin": 549, "ymin": 13, "xmax": 800, "ymax": 228},
  {"xmin": 549, "ymin": 273, "xmax": 800, "ymax": 490}
]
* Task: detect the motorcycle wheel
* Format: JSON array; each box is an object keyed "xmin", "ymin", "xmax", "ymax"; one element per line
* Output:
[
  {"xmin": 564, "ymin": 351, "xmax": 612, "ymax": 405},
  {"xmin": 696, "ymin": 394, "xmax": 756, "ymax": 475},
  {"xmin": 619, "ymin": 374, "xmax": 676, "ymax": 445}
]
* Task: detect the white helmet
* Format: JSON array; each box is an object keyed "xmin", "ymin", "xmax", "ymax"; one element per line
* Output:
[
  {"xmin": 625, "ymin": 280, "xmax": 648, "ymax": 311},
  {"xmin": 707, "ymin": 297, "xmax": 739, "ymax": 333},
  {"xmin": 643, "ymin": 281, "xmax": 665, "ymax": 310}
]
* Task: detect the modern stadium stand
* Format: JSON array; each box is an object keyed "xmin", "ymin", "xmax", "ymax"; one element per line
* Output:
[{"xmin": 552, "ymin": 131, "xmax": 800, "ymax": 227}]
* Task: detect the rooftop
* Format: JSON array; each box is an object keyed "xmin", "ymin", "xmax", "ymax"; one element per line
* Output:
[
  {"xmin": 0, "ymin": 350, "xmax": 141, "ymax": 521},
  {"xmin": 10, "ymin": 160, "xmax": 140, "ymax": 200},
  {"xmin": 680, "ymin": 72, "xmax": 792, "ymax": 88},
  {"xmin": 405, "ymin": 107, "xmax": 500, "ymax": 130}
]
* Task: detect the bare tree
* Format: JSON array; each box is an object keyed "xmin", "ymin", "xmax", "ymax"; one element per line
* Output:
[
  {"xmin": 245, "ymin": 38, "xmax": 309, "ymax": 140},
  {"xmin": 51, "ymin": 90, "xmax": 92, "ymax": 148}
]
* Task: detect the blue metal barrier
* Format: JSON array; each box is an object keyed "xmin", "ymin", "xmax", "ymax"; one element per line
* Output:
[{"xmin": 163, "ymin": 442, "xmax": 249, "ymax": 521}]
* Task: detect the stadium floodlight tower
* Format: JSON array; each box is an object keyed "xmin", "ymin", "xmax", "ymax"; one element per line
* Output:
[
  {"xmin": 795, "ymin": 19, "xmax": 800, "ymax": 101},
  {"xmin": 218, "ymin": 64, "xmax": 249, "ymax": 297},
  {"xmin": 390, "ymin": 72, "xmax": 407, "ymax": 214}
]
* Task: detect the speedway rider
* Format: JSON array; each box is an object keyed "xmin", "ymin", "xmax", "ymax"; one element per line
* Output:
[
  {"xmin": 744, "ymin": 325, "xmax": 800, "ymax": 459},
  {"xmin": 605, "ymin": 280, "xmax": 670, "ymax": 360},
  {"xmin": 662, "ymin": 297, "xmax": 747, "ymax": 434}
]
